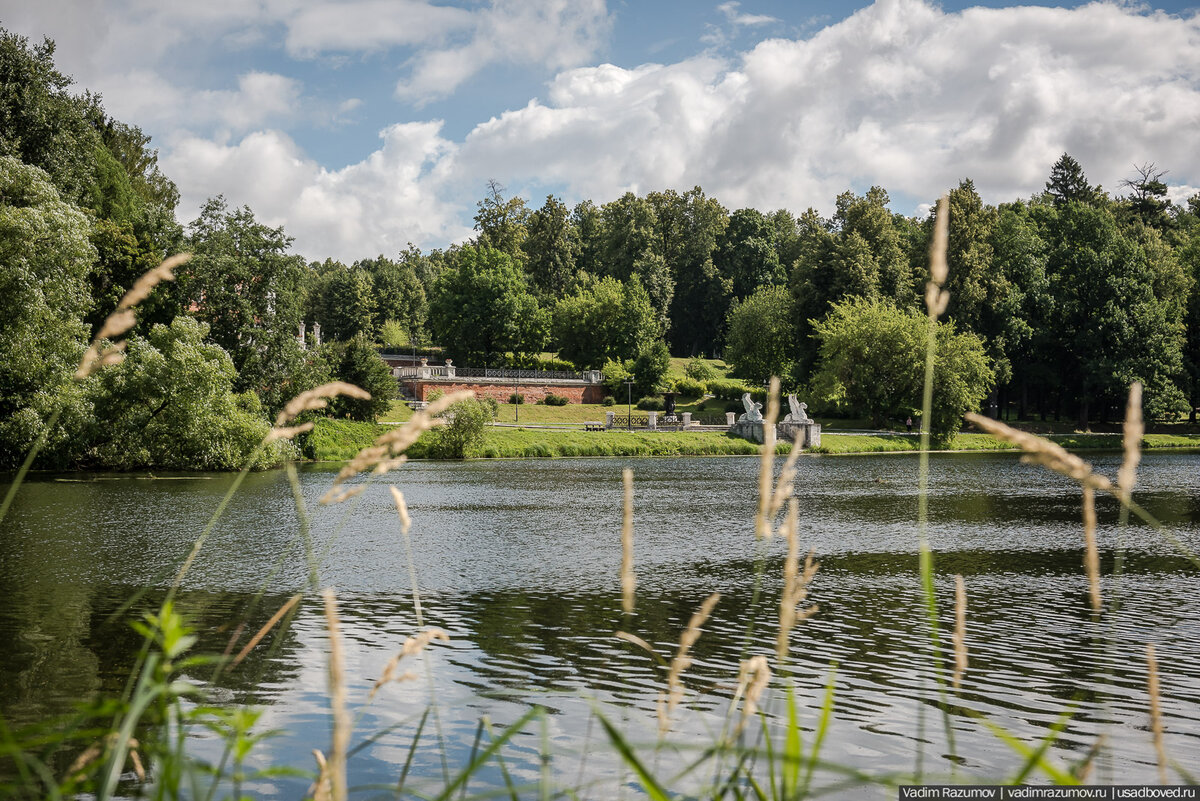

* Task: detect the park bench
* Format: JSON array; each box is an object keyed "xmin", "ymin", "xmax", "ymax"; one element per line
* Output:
[{"xmin": 584, "ymin": 421, "xmax": 605, "ymax": 431}]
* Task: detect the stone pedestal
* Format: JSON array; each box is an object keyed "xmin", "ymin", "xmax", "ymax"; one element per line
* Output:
[
  {"xmin": 725, "ymin": 411, "xmax": 736, "ymax": 426},
  {"xmin": 605, "ymin": 411, "xmax": 615, "ymax": 429},
  {"xmin": 681, "ymin": 412, "xmax": 692, "ymax": 428},
  {"xmin": 778, "ymin": 421, "xmax": 822, "ymax": 449},
  {"xmin": 647, "ymin": 411, "xmax": 658, "ymax": 429},
  {"xmin": 729, "ymin": 421, "xmax": 769, "ymax": 444}
]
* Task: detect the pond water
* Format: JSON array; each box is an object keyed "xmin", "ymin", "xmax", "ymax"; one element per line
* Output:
[{"xmin": 2, "ymin": 451, "xmax": 1199, "ymax": 796}]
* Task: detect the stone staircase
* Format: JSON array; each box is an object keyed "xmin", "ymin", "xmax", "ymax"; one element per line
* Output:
[{"xmin": 395, "ymin": 382, "xmax": 427, "ymax": 410}]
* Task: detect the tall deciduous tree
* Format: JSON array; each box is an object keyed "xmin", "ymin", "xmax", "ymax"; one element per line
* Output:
[
  {"xmin": 322, "ymin": 333, "xmax": 396, "ymax": 421},
  {"xmin": 599, "ymin": 192, "xmax": 673, "ymax": 332},
  {"xmin": 833, "ymin": 187, "xmax": 913, "ymax": 305},
  {"xmin": 990, "ymin": 201, "xmax": 1052, "ymax": 417},
  {"xmin": 0, "ymin": 155, "xmax": 95, "ymax": 466},
  {"xmin": 430, "ymin": 246, "xmax": 548, "ymax": 364},
  {"xmin": 714, "ymin": 207, "xmax": 784, "ymax": 301},
  {"xmin": 308, "ymin": 259, "xmax": 376, "ymax": 342},
  {"xmin": 649, "ymin": 187, "xmax": 730, "ymax": 356},
  {"xmin": 179, "ymin": 196, "xmax": 309, "ymax": 412},
  {"xmin": 1043, "ymin": 200, "xmax": 1189, "ymax": 423},
  {"xmin": 1179, "ymin": 208, "xmax": 1200, "ymax": 420},
  {"xmin": 523, "ymin": 194, "xmax": 577, "ymax": 300},
  {"xmin": 790, "ymin": 189, "xmax": 917, "ymax": 379},
  {"xmin": 474, "ymin": 180, "xmax": 529, "ymax": 258},
  {"xmin": 1119, "ymin": 163, "xmax": 1175, "ymax": 232},
  {"xmin": 360, "ymin": 255, "xmax": 427, "ymax": 343},
  {"xmin": 552, "ymin": 276, "xmax": 659, "ymax": 369},
  {"xmin": 724, "ymin": 286, "xmax": 797, "ymax": 384},
  {"xmin": 82, "ymin": 317, "xmax": 289, "ymax": 470},
  {"xmin": 0, "ymin": 32, "xmax": 98, "ymax": 205},
  {"xmin": 810, "ymin": 298, "xmax": 993, "ymax": 440}
]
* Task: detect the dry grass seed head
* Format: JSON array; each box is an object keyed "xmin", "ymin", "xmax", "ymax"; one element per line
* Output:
[
  {"xmin": 777, "ymin": 499, "xmax": 820, "ymax": 660},
  {"xmin": 75, "ymin": 256, "xmax": 189, "ymax": 380},
  {"xmin": 925, "ymin": 195, "xmax": 950, "ymax": 317},
  {"xmin": 768, "ymin": 431, "xmax": 805, "ymax": 522},
  {"xmin": 76, "ymin": 329, "xmax": 130, "ymax": 379},
  {"xmin": 232, "ymin": 594, "xmax": 302, "ymax": 667},
  {"xmin": 118, "ymin": 253, "xmax": 191, "ymax": 310},
  {"xmin": 735, "ymin": 655, "xmax": 772, "ymax": 734},
  {"xmin": 370, "ymin": 627, "xmax": 449, "ymax": 698},
  {"xmin": 128, "ymin": 748, "xmax": 146, "ymax": 782},
  {"xmin": 1146, "ymin": 643, "xmax": 1168, "ymax": 784},
  {"xmin": 265, "ymin": 422, "xmax": 315, "ymax": 442},
  {"xmin": 311, "ymin": 748, "xmax": 331, "ymax": 801},
  {"xmin": 374, "ymin": 456, "xmax": 407, "ymax": 475},
  {"xmin": 1119, "ymin": 382, "xmax": 1143, "ymax": 502},
  {"xmin": 276, "ymin": 382, "xmax": 372, "ymax": 427},
  {"xmin": 322, "ymin": 390, "xmax": 474, "ymax": 504},
  {"xmin": 326, "ymin": 485, "xmax": 366, "ymax": 505},
  {"xmin": 755, "ymin": 377, "xmax": 781, "ymax": 540},
  {"xmin": 952, "ymin": 574, "xmax": 968, "ymax": 689},
  {"xmin": 662, "ymin": 592, "xmax": 721, "ymax": 733},
  {"xmin": 964, "ymin": 413, "xmax": 1112, "ymax": 492},
  {"xmin": 614, "ymin": 630, "xmax": 656, "ymax": 655},
  {"xmin": 1082, "ymin": 485, "xmax": 1102, "ymax": 613},
  {"xmin": 389, "ymin": 486, "xmax": 412, "ymax": 534},
  {"xmin": 321, "ymin": 589, "xmax": 349, "ymax": 801},
  {"xmin": 621, "ymin": 467, "xmax": 636, "ymax": 615},
  {"xmin": 95, "ymin": 308, "xmax": 137, "ymax": 342}
]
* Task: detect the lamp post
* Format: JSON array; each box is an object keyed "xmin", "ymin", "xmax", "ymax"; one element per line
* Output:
[{"xmin": 624, "ymin": 379, "xmax": 634, "ymax": 430}]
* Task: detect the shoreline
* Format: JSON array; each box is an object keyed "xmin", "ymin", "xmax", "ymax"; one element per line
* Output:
[
  {"xmin": 9, "ymin": 429, "xmax": 1199, "ymax": 478},
  {"xmin": 304, "ymin": 419, "xmax": 1200, "ymax": 462}
]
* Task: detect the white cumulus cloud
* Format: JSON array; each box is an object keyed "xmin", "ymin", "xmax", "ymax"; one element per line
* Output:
[
  {"xmin": 452, "ymin": 0, "xmax": 1200, "ymax": 216},
  {"xmin": 395, "ymin": 0, "xmax": 612, "ymax": 101},
  {"xmin": 161, "ymin": 124, "xmax": 471, "ymax": 260}
]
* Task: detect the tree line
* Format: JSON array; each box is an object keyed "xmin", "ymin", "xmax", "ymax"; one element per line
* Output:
[
  {"xmin": 3, "ymin": 27, "xmax": 1198, "ymax": 470},
  {"xmin": 420, "ymin": 159, "xmax": 1199, "ymax": 430}
]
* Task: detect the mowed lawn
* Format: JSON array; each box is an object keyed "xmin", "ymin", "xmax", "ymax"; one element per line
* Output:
[{"xmin": 306, "ymin": 415, "xmax": 1200, "ymax": 461}]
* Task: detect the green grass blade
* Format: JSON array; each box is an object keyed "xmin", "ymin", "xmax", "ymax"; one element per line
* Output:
[
  {"xmin": 431, "ymin": 706, "xmax": 541, "ymax": 801},
  {"xmin": 395, "ymin": 707, "xmax": 430, "ymax": 797},
  {"xmin": 595, "ymin": 711, "xmax": 673, "ymax": 801},
  {"xmin": 483, "ymin": 716, "xmax": 521, "ymax": 801},
  {"xmin": 782, "ymin": 683, "xmax": 802, "ymax": 799},
  {"xmin": 1009, "ymin": 709, "xmax": 1073, "ymax": 785},
  {"xmin": 799, "ymin": 663, "xmax": 837, "ymax": 799},
  {"xmin": 759, "ymin": 710, "xmax": 778, "ymax": 801},
  {"xmin": 979, "ymin": 717, "xmax": 1077, "ymax": 785},
  {"xmin": 464, "ymin": 719, "xmax": 485, "ymax": 801}
]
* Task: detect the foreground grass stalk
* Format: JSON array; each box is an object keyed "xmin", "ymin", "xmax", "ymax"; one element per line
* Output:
[
  {"xmin": 0, "ymin": 408, "xmax": 60, "ymax": 526},
  {"xmin": 1146, "ymin": 644, "xmax": 1168, "ymax": 784},
  {"xmin": 388, "ymin": 485, "xmax": 450, "ymax": 787},
  {"xmin": 916, "ymin": 195, "xmax": 957, "ymax": 777},
  {"xmin": 321, "ymin": 589, "xmax": 349, "ymax": 801},
  {"xmin": 286, "ymin": 460, "xmax": 321, "ymax": 591},
  {"xmin": 738, "ymin": 377, "xmax": 782, "ymax": 667},
  {"xmin": 621, "ymin": 468, "xmax": 636, "ymax": 617}
]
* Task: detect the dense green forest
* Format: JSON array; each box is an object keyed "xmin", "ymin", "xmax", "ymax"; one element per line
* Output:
[{"xmin": 2, "ymin": 28, "xmax": 1198, "ymax": 470}]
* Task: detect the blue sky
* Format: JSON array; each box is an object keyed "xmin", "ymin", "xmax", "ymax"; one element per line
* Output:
[{"xmin": 1, "ymin": 0, "xmax": 1198, "ymax": 260}]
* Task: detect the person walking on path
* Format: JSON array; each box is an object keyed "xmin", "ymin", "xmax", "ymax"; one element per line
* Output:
[{"xmin": 906, "ymin": 416, "xmax": 913, "ymax": 433}]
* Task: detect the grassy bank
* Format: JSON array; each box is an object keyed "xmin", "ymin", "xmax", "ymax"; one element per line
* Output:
[
  {"xmin": 307, "ymin": 419, "xmax": 786, "ymax": 460},
  {"xmin": 305, "ymin": 419, "xmax": 1200, "ymax": 461},
  {"xmin": 812, "ymin": 431, "xmax": 1200, "ymax": 454}
]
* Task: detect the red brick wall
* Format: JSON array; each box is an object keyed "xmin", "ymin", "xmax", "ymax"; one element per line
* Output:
[{"xmin": 408, "ymin": 381, "xmax": 606, "ymax": 404}]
